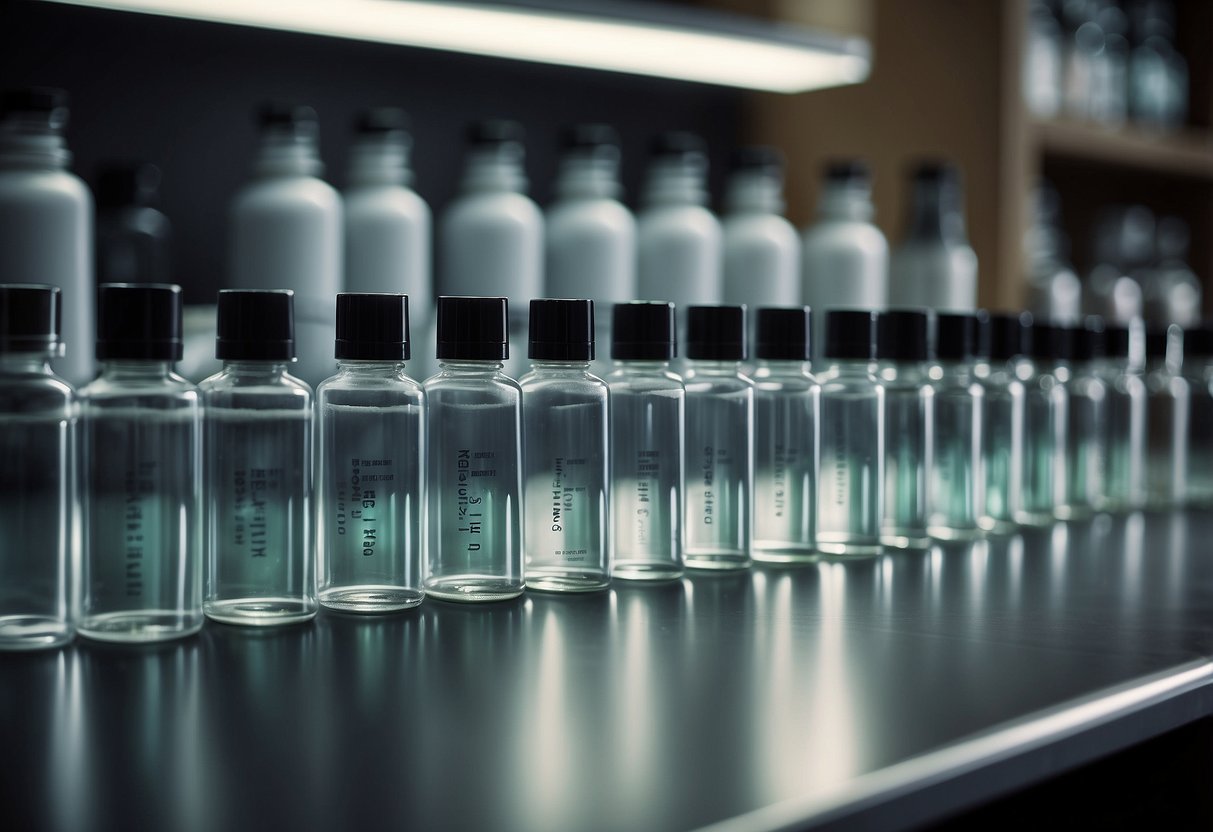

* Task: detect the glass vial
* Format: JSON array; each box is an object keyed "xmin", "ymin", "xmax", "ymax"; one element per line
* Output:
[
  {"xmin": 607, "ymin": 302, "xmax": 684, "ymax": 580},
  {"xmin": 816, "ymin": 310, "xmax": 883, "ymax": 555},
  {"xmin": 1183, "ymin": 327, "xmax": 1213, "ymax": 506},
  {"xmin": 80, "ymin": 284, "xmax": 202, "ymax": 642},
  {"xmin": 201, "ymin": 290, "xmax": 316, "ymax": 626},
  {"xmin": 0, "ymin": 285, "xmax": 74, "ymax": 649},
  {"xmin": 521, "ymin": 299, "xmax": 610, "ymax": 592},
  {"xmin": 877, "ymin": 310, "xmax": 933, "ymax": 549},
  {"xmin": 317, "ymin": 293, "xmax": 425, "ymax": 613},
  {"xmin": 978, "ymin": 313, "xmax": 1028, "ymax": 532},
  {"xmin": 1144, "ymin": 326, "xmax": 1190, "ymax": 508},
  {"xmin": 1065, "ymin": 319, "xmax": 1109, "ymax": 517},
  {"xmin": 928, "ymin": 313, "xmax": 984, "ymax": 539},
  {"xmin": 424, "ymin": 296, "xmax": 524, "ymax": 601},
  {"xmin": 1018, "ymin": 323, "xmax": 1071, "ymax": 525},
  {"xmin": 750, "ymin": 307, "xmax": 819, "ymax": 561},
  {"xmin": 1101, "ymin": 324, "xmax": 1147, "ymax": 510},
  {"xmin": 683, "ymin": 305, "xmax": 753, "ymax": 570}
]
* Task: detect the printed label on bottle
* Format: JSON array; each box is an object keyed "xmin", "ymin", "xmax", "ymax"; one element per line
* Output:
[
  {"xmin": 334, "ymin": 457, "xmax": 395, "ymax": 556},
  {"xmin": 232, "ymin": 467, "xmax": 283, "ymax": 558},
  {"xmin": 635, "ymin": 449, "xmax": 659, "ymax": 546},
  {"xmin": 456, "ymin": 449, "xmax": 487, "ymax": 553},
  {"xmin": 124, "ymin": 460, "xmax": 155, "ymax": 597}
]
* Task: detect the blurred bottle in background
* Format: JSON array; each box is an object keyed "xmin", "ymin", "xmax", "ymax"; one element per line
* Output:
[
  {"xmin": 1129, "ymin": 0, "xmax": 1188, "ymax": 132},
  {"xmin": 1086, "ymin": 204, "xmax": 1147, "ymax": 324},
  {"xmin": 1024, "ymin": 0, "xmax": 1065, "ymax": 118},
  {"xmin": 889, "ymin": 160, "xmax": 977, "ymax": 311},
  {"xmin": 95, "ymin": 161, "xmax": 171, "ymax": 286},
  {"xmin": 1141, "ymin": 216, "xmax": 1200, "ymax": 328},
  {"xmin": 1090, "ymin": 0, "xmax": 1130, "ymax": 127},
  {"xmin": 1062, "ymin": 0, "xmax": 1104, "ymax": 121},
  {"xmin": 1024, "ymin": 180, "xmax": 1081, "ymax": 323},
  {"xmin": 1181, "ymin": 325, "xmax": 1213, "ymax": 506}
]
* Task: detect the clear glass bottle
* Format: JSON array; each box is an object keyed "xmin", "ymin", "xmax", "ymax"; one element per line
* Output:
[
  {"xmin": 816, "ymin": 310, "xmax": 884, "ymax": 555},
  {"xmin": 521, "ymin": 299, "xmax": 609, "ymax": 592},
  {"xmin": 928, "ymin": 313, "xmax": 983, "ymax": 539},
  {"xmin": 1017, "ymin": 323, "xmax": 1071, "ymax": 525},
  {"xmin": 682, "ymin": 305, "xmax": 753, "ymax": 570},
  {"xmin": 1064, "ymin": 319, "xmax": 1109, "ymax": 517},
  {"xmin": 424, "ymin": 296, "xmax": 524, "ymax": 601},
  {"xmin": 0, "ymin": 285, "xmax": 75, "ymax": 649},
  {"xmin": 201, "ymin": 289, "xmax": 316, "ymax": 625},
  {"xmin": 1144, "ymin": 325, "xmax": 1190, "ymax": 508},
  {"xmin": 750, "ymin": 307, "xmax": 818, "ymax": 561},
  {"xmin": 1100, "ymin": 323, "xmax": 1147, "ymax": 510},
  {"xmin": 79, "ymin": 284, "xmax": 202, "ymax": 642},
  {"xmin": 607, "ymin": 302, "xmax": 685, "ymax": 580},
  {"xmin": 1183, "ymin": 326, "xmax": 1213, "ymax": 506},
  {"xmin": 877, "ymin": 310, "xmax": 933, "ymax": 549},
  {"xmin": 978, "ymin": 312, "xmax": 1028, "ymax": 532},
  {"xmin": 317, "ymin": 293, "xmax": 425, "ymax": 613}
]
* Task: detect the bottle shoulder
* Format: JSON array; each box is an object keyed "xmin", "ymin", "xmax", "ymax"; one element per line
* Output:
[
  {"xmin": 234, "ymin": 174, "xmax": 341, "ymax": 213},
  {"xmin": 607, "ymin": 368, "xmax": 685, "ymax": 395},
  {"xmin": 199, "ymin": 368, "xmax": 313, "ymax": 401},
  {"xmin": 318, "ymin": 371, "xmax": 424, "ymax": 399},
  {"xmin": 343, "ymin": 184, "xmax": 431, "ymax": 221},
  {"xmin": 0, "ymin": 372, "xmax": 74, "ymax": 414},
  {"xmin": 81, "ymin": 371, "xmax": 198, "ymax": 401}
]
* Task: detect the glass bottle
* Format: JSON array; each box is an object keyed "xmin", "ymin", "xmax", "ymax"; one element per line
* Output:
[
  {"xmin": 0, "ymin": 285, "xmax": 74, "ymax": 649},
  {"xmin": 79, "ymin": 284, "xmax": 202, "ymax": 642},
  {"xmin": 928, "ymin": 313, "xmax": 983, "ymax": 539},
  {"xmin": 877, "ymin": 310, "xmax": 933, "ymax": 549},
  {"xmin": 1064, "ymin": 319, "xmax": 1109, "ymax": 517},
  {"xmin": 607, "ymin": 302, "xmax": 684, "ymax": 580},
  {"xmin": 683, "ymin": 305, "xmax": 753, "ymax": 570},
  {"xmin": 1100, "ymin": 323, "xmax": 1147, "ymax": 510},
  {"xmin": 816, "ymin": 310, "xmax": 883, "ymax": 555},
  {"xmin": 317, "ymin": 293, "xmax": 425, "ymax": 613},
  {"xmin": 750, "ymin": 307, "xmax": 818, "ymax": 561},
  {"xmin": 1183, "ymin": 326, "xmax": 1213, "ymax": 506},
  {"xmin": 521, "ymin": 299, "xmax": 609, "ymax": 592},
  {"xmin": 1018, "ymin": 323, "xmax": 1071, "ymax": 525},
  {"xmin": 1144, "ymin": 325, "xmax": 1189, "ymax": 508},
  {"xmin": 978, "ymin": 312, "xmax": 1028, "ymax": 532},
  {"xmin": 424, "ymin": 296, "xmax": 524, "ymax": 601},
  {"xmin": 201, "ymin": 289, "xmax": 316, "ymax": 625}
]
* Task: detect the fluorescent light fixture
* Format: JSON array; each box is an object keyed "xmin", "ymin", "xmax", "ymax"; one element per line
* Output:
[{"xmin": 39, "ymin": 0, "xmax": 870, "ymax": 94}]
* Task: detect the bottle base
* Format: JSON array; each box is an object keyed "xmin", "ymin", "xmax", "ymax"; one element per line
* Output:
[
  {"xmin": 0, "ymin": 616, "xmax": 73, "ymax": 650},
  {"xmin": 424, "ymin": 576, "xmax": 524, "ymax": 603},
  {"xmin": 685, "ymin": 550, "xmax": 752, "ymax": 571},
  {"xmin": 204, "ymin": 598, "xmax": 318, "ymax": 627},
  {"xmin": 79, "ymin": 610, "xmax": 202, "ymax": 643},
  {"xmin": 978, "ymin": 515, "xmax": 1019, "ymax": 534},
  {"xmin": 751, "ymin": 542, "xmax": 818, "ymax": 564},
  {"xmin": 815, "ymin": 535, "xmax": 883, "ymax": 556},
  {"xmin": 525, "ymin": 570, "xmax": 610, "ymax": 594},
  {"xmin": 612, "ymin": 560, "xmax": 684, "ymax": 582},
  {"xmin": 927, "ymin": 524, "xmax": 986, "ymax": 542},
  {"xmin": 319, "ymin": 586, "xmax": 425, "ymax": 614},
  {"xmin": 880, "ymin": 530, "xmax": 932, "ymax": 550},
  {"xmin": 1014, "ymin": 510, "xmax": 1057, "ymax": 527}
]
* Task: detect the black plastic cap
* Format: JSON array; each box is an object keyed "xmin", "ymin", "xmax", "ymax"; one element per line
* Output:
[
  {"xmin": 686, "ymin": 305, "xmax": 746, "ymax": 361},
  {"xmin": 96, "ymin": 283, "xmax": 183, "ymax": 361},
  {"xmin": 612, "ymin": 302, "xmax": 676, "ymax": 361},
  {"xmin": 528, "ymin": 299, "xmax": 595, "ymax": 361},
  {"xmin": 824, "ymin": 309, "xmax": 877, "ymax": 361},
  {"xmin": 1, "ymin": 87, "xmax": 68, "ymax": 118},
  {"xmin": 984, "ymin": 311, "xmax": 1032, "ymax": 362},
  {"xmin": 877, "ymin": 310, "xmax": 930, "ymax": 361},
  {"xmin": 731, "ymin": 146, "xmax": 784, "ymax": 175},
  {"xmin": 651, "ymin": 131, "xmax": 706, "ymax": 159},
  {"xmin": 468, "ymin": 119, "xmax": 524, "ymax": 146},
  {"xmin": 1030, "ymin": 324, "xmax": 1074, "ymax": 362},
  {"xmin": 1074, "ymin": 317, "xmax": 1106, "ymax": 362},
  {"xmin": 0, "ymin": 284, "xmax": 62, "ymax": 354},
  {"xmin": 936, "ymin": 313, "xmax": 978, "ymax": 362},
  {"xmin": 436, "ymin": 296, "xmax": 508, "ymax": 361},
  {"xmin": 755, "ymin": 307, "xmax": 811, "ymax": 361},
  {"xmin": 824, "ymin": 159, "xmax": 870, "ymax": 184},
  {"xmin": 335, "ymin": 293, "xmax": 410, "ymax": 361},
  {"xmin": 1145, "ymin": 329, "xmax": 1170, "ymax": 362},
  {"xmin": 356, "ymin": 107, "xmax": 410, "ymax": 135},
  {"xmin": 1185, "ymin": 326, "xmax": 1213, "ymax": 359},
  {"xmin": 562, "ymin": 124, "xmax": 620, "ymax": 151},
  {"xmin": 910, "ymin": 159, "xmax": 961, "ymax": 186},
  {"xmin": 96, "ymin": 162, "xmax": 161, "ymax": 209},
  {"xmin": 258, "ymin": 103, "xmax": 317, "ymax": 130},
  {"xmin": 216, "ymin": 289, "xmax": 295, "ymax": 361},
  {"xmin": 1105, "ymin": 325, "xmax": 1131, "ymax": 359}
]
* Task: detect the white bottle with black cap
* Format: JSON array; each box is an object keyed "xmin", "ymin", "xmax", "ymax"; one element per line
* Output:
[
  {"xmin": 722, "ymin": 147, "xmax": 799, "ymax": 312},
  {"xmin": 439, "ymin": 120, "xmax": 543, "ymax": 379},
  {"xmin": 636, "ymin": 132, "xmax": 722, "ymax": 315},
  {"xmin": 545, "ymin": 124, "xmax": 635, "ymax": 372},
  {"xmin": 0, "ymin": 87, "xmax": 94, "ymax": 385},
  {"xmin": 800, "ymin": 161, "xmax": 888, "ymax": 360},
  {"xmin": 344, "ymin": 108, "xmax": 433, "ymax": 373},
  {"xmin": 889, "ymin": 161, "xmax": 977, "ymax": 311},
  {"xmin": 229, "ymin": 103, "xmax": 343, "ymax": 389}
]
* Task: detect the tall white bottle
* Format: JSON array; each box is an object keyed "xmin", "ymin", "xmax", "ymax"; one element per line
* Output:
[
  {"xmin": 229, "ymin": 103, "xmax": 343, "ymax": 388},
  {"xmin": 800, "ymin": 160, "xmax": 888, "ymax": 360},
  {"xmin": 344, "ymin": 107, "xmax": 433, "ymax": 374},
  {"xmin": 636, "ymin": 131, "xmax": 722, "ymax": 313},
  {"xmin": 0, "ymin": 87, "xmax": 94, "ymax": 385},
  {"xmin": 721, "ymin": 146, "xmax": 800, "ymax": 312},
  {"xmin": 439, "ymin": 119, "xmax": 543, "ymax": 378},
  {"xmin": 889, "ymin": 161, "xmax": 978, "ymax": 311}
]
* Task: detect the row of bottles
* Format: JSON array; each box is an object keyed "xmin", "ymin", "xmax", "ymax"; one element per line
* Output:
[
  {"xmin": 0, "ymin": 86, "xmax": 979, "ymax": 389},
  {"xmin": 4, "ymin": 284, "xmax": 1209, "ymax": 650}
]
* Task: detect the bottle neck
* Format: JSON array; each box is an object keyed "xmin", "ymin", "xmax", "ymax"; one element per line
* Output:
[
  {"xmin": 530, "ymin": 360, "xmax": 592, "ymax": 372},
  {"xmin": 553, "ymin": 154, "xmax": 621, "ymax": 201},
  {"xmin": 686, "ymin": 359, "xmax": 743, "ymax": 376},
  {"xmin": 439, "ymin": 359, "xmax": 506, "ymax": 375},
  {"xmin": 100, "ymin": 359, "xmax": 176, "ymax": 380},
  {"xmin": 642, "ymin": 159, "xmax": 708, "ymax": 207},
  {"xmin": 725, "ymin": 170, "xmax": 785, "ymax": 215},
  {"xmin": 818, "ymin": 182, "xmax": 874, "ymax": 222},
  {"xmin": 613, "ymin": 359, "xmax": 674, "ymax": 374},
  {"xmin": 0, "ymin": 125, "xmax": 69, "ymax": 169},
  {"xmin": 905, "ymin": 181, "xmax": 967, "ymax": 243},
  {"xmin": 253, "ymin": 133, "xmax": 323, "ymax": 178},
  {"xmin": 337, "ymin": 359, "xmax": 406, "ymax": 376},
  {"xmin": 460, "ymin": 145, "xmax": 527, "ymax": 194},
  {"xmin": 822, "ymin": 358, "xmax": 875, "ymax": 376},
  {"xmin": 0, "ymin": 351, "xmax": 57, "ymax": 375},
  {"xmin": 223, "ymin": 360, "xmax": 291, "ymax": 379},
  {"xmin": 347, "ymin": 135, "xmax": 412, "ymax": 187}
]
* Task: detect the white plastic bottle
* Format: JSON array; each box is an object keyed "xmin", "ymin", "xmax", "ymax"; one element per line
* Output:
[
  {"xmin": 545, "ymin": 123, "xmax": 635, "ymax": 369},
  {"xmin": 229, "ymin": 103, "xmax": 343, "ymax": 388},
  {"xmin": 439, "ymin": 119, "xmax": 543, "ymax": 379},
  {"xmin": 0, "ymin": 87, "xmax": 94, "ymax": 385},
  {"xmin": 344, "ymin": 107, "xmax": 433, "ymax": 374},
  {"xmin": 721, "ymin": 147, "xmax": 800, "ymax": 313},
  {"xmin": 800, "ymin": 160, "xmax": 888, "ymax": 360},
  {"xmin": 889, "ymin": 161, "xmax": 977, "ymax": 311},
  {"xmin": 636, "ymin": 131, "xmax": 722, "ymax": 314}
]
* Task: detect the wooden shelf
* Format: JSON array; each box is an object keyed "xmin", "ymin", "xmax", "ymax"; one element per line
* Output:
[{"xmin": 1032, "ymin": 118, "xmax": 1213, "ymax": 180}]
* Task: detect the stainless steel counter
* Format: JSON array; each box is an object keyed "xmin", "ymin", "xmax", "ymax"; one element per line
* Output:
[{"xmin": 3, "ymin": 511, "xmax": 1211, "ymax": 831}]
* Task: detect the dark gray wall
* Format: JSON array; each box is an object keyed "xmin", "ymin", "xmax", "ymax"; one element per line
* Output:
[{"xmin": 2, "ymin": 0, "xmax": 744, "ymax": 303}]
